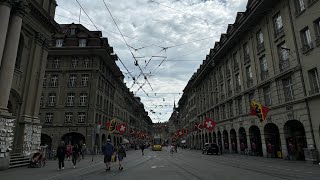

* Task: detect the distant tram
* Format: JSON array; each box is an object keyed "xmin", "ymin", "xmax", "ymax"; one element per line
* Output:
[{"xmin": 152, "ymin": 135, "xmax": 162, "ymax": 151}]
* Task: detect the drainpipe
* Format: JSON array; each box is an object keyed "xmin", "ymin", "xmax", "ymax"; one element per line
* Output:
[{"xmin": 287, "ymin": 0, "xmax": 318, "ymax": 158}]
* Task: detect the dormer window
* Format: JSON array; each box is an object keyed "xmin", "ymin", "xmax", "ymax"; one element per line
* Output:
[
  {"xmin": 56, "ymin": 39, "xmax": 63, "ymax": 47},
  {"xmin": 79, "ymin": 39, "xmax": 87, "ymax": 47},
  {"xmin": 70, "ymin": 28, "xmax": 76, "ymax": 35}
]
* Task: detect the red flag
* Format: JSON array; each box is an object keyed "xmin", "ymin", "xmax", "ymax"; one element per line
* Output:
[
  {"xmin": 204, "ymin": 117, "xmax": 216, "ymax": 132},
  {"xmin": 116, "ymin": 123, "xmax": 127, "ymax": 135},
  {"xmin": 178, "ymin": 130, "xmax": 183, "ymax": 137},
  {"xmin": 106, "ymin": 121, "xmax": 110, "ymax": 129},
  {"xmin": 250, "ymin": 100, "xmax": 270, "ymax": 122}
]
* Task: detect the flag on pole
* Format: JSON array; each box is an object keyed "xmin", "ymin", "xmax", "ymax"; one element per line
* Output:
[
  {"xmin": 203, "ymin": 117, "xmax": 216, "ymax": 132},
  {"xmin": 250, "ymin": 100, "xmax": 270, "ymax": 122},
  {"xmin": 116, "ymin": 123, "xmax": 127, "ymax": 135}
]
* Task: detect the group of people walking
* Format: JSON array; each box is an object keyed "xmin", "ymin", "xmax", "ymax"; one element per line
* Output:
[
  {"xmin": 56, "ymin": 141, "xmax": 86, "ymax": 170},
  {"xmin": 102, "ymin": 139, "xmax": 127, "ymax": 171}
]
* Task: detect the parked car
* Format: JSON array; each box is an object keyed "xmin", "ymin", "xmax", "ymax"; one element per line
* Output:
[{"xmin": 202, "ymin": 143, "xmax": 219, "ymax": 155}]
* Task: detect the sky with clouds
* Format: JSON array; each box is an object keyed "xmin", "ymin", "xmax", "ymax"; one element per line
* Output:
[{"xmin": 55, "ymin": 0, "xmax": 248, "ymax": 123}]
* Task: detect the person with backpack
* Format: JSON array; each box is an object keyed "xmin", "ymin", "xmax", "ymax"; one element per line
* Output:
[
  {"xmin": 102, "ymin": 139, "xmax": 114, "ymax": 171},
  {"xmin": 117, "ymin": 144, "xmax": 126, "ymax": 171},
  {"xmin": 56, "ymin": 141, "xmax": 66, "ymax": 170}
]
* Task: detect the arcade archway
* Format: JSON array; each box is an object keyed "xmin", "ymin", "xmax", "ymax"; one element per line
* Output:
[
  {"xmin": 230, "ymin": 129, "xmax": 237, "ymax": 153},
  {"xmin": 264, "ymin": 123, "xmax": 281, "ymax": 158},
  {"xmin": 239, "ymin": 127, "xmax": 247, "ymax": 152},
  {"xmin": 249, "ymin": 125, "xmax": 263, "ymax": 156},
  {"xmin": 223, "ymin": 130, "xmax": 229, "ymax": 151},
  {"xmin": 61, "ymin": 132, "xmax": 85, "ymax": 146},
  {"xmin": 284, "ymin": 120, "xmax": 307, "ymax": 160}
]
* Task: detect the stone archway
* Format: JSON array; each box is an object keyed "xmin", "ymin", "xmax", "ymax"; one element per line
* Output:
[
  {"xmin": 223, "ymin": 130, "xmax": 229, "ymax": 152},
  {"xmin": 41, "ymin": 134, "xmax": 52, "ymax": 149},
  {"xmin": 209, "ymin": 133, "xmax": 212, "ymax": 143},
  {"xmin": 230, "ymin": 129, "xmax": 237, "ymax": 153},
  {"xmin": 205, "ymin": 133, "xmax": 209, "ymax": 143},
  {"xmin": 239, "ymin": 127, "xmax": 247, "ymax": 152},
  {"xmin": 284, "ymin": 120, "xmax": 307, "ymax": 160},
  {"xmin": 249, "ymin": 125, "xmax": 263, "ymax": 156},
  {"xmin": 264, "ymin": 123, "xmax": 281, "ymax": 158},
  {"xmin": 61, "ymin": 132, "xmax": 85, "ymax": 146},
  {"xmin": 107, "ymin": 134, "xmax": 111, "ymax": 141},
  {"xmin": 217, "ymin": 131, "xmax": 222, "ymax": 146}
]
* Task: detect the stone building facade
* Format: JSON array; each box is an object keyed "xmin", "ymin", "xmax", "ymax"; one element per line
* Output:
[
  {"xmin": 178, "ymin": 0, "xmax": 320, "ymax": 162},
  {"xmin": 40, "ymin": 23, "xmax": 153, "ymax": 152},
  {"xmin": 0, "ymin": 0, "xmax": 60, "ymax": 169},
  {"xmin": 0, "ymin": 0, "xmax": 59, "ymax": 169}
]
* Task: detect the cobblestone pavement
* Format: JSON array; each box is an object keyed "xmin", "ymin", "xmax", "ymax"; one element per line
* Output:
[{"xmin": 1, "ymin": 148, "xmax": 319, "ymax": 180}]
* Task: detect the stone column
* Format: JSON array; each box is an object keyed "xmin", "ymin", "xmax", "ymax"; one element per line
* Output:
[
  {"xmin": 261, "ymin": 131, "xmax": 267, "ymax": 157},
  {"xmin": 0, "ymin": 3, "xmax": 26, "ymax": 112},
  {"xmin": 236, "ymin": 131, "xmax": 241, "ymax": 153},
  {"xmin": 0, "ymin": 0, "xmax": 12, "ymax": 66},
  {"xmin": 246, "ymin": 134, "xmax": 252, "ymax": 151},
  {"xmin": 279, "ymin": 128, "xmax": 288, "ymax": 159}
]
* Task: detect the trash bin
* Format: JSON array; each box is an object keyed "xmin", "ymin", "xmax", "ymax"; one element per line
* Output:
[{"xmin": 304, "ymin": 148, "xmax": 319, "ymax": 164}]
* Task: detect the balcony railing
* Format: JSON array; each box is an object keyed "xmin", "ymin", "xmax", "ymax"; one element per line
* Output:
[
  {"xmin": 301, "ymin": 42, "xmax": 314, "ymax": 53},
  {"xmin": 279, "ymin": 59, "xmax": 290, "ymax": 72},
  {"xmin": 247, "ymin": 79, "xmax": 253, "ymax": 88},
  {"xmin": 274, "ymin": 27, "xmax": 284, "ymax": 39},
  {"xmin": 309, "ymin": 87, "xmax": 320, "ymax": 95},
  {"xmin": 261, "ymin": 70, "xmax": 269, "ymax": 81},
  {"xmin": 257, "ymin": 43, "xmax": 265, "ymax": 53}
]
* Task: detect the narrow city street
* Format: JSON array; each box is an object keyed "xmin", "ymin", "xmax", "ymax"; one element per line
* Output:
[{"xmin": 1, "ymin": 148, "xmax": 319, "ymax": 180}]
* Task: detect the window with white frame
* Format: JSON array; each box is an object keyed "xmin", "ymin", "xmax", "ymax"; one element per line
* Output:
[
  {"xmin": 315, "ymin": 18, "xmax": 320, "ymax": 37},
  {"xmin": 301, "ymin": 27, "xmax": 313, "ymax": 50},
  {"xmin": 69, "ymin": 74, "xmax": 76, "ymax": 87},
  {"xmin": 84, "ymin": 58, "xmax": 90, "ymax": 68},
  {"xmin": 65, "ymin": 112, "xmax": 73, "ymax": 124},
  {"xmin": 282, "ymin": 77, "xmax": 294, "ymax": 101},
  {"xmin": 79, "ymin": 93, "xmax": 87, "ymax": 106},
  {"xmin": 48, "ymin": 93, "xmax": 56, "ymax": 106},
  {"xmin": 273, "ymin": 13, "xmax": 283, "ymax": 35},
  {"xmin": 43, "ymin": 75, "xmax": 46, "ymax": 87},
  {"xmin": 263, "ymin": 86, "xmax": 272, "ymax": 106},
  {"xmin": 67, "ymin": 93, "xmax": 75, "ymax": 106},
  {"xmin": 308, "ymin": 68, "xmax": 320, "ymax": 94},
  {"xmin": 70, "ymin": 28, "xmax": 76, "ymax": 35},
  {"xmin": 81, "ymin": 74, "xmax": 89, "ymax": 86},
  {"xmin": 56, "ymin": 39, "xmax": 63, "ymax": 47},
  {"xmin": 53, "ymin": 57, "xmax": 60, "ymax": 68},
  {"xmin": 260, "ymin": 56, "xmax": 268, "ymax": 81},
  {"xmin": 78, "ymin": 112, "xmax": 86, "ymax": 123},
  {"xmin": 295, "ymin": 0, "xmax": 305, "ymax": 13},
  {"xmin": 45, "ymin": 113, "xmax": 54, "ymax": 124},
  {"xmin": 246, "ymin": 66, "xmax": 253, "ymax": 80},
  {"xmin": 72, "ymin": 57, "xmax": 78, "ymax": 68},
  {"xmin": 278, "ymin": 43, "xmax": 289, "ymax": 61},
  {"xmin": 79, "ymin": 39, "xmax": 87, "ymax": 47},
  {"xmin": 237, "ymin": 98, "xmax": 242, "ymax": 115},
  {"xmin": 257, "ymin": 30, "xmax": 264, "ymax": 47},
  {"xmin": 236, "ymin": 73, "xmax": 241, "ymax": 87},
  {"xmin": 243, "ymin": 43, "xmax": 250, "ymax": 61},
  {"xmin": 50, "ymin": 75, "xmax": 58, "ymax": 87}
]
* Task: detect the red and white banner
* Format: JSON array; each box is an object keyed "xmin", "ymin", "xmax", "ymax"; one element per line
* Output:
[{"xmin": 203, "ymin": 117, "xmax": 216, "ymax": 132}]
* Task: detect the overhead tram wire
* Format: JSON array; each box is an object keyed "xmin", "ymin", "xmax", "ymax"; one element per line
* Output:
[
  {"xmin": 75, "ymin": 0, "xmax": 138, "ymax": 84},
  {"xmin": 150, "ymin": 0, "xmax": 228, "ymax": 26},
  {"xmin": 102, "ymin": 0, "xmax": 155, "ymax": 92}
]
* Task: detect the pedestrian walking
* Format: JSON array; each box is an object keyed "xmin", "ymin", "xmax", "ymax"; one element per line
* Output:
[
  {"xmin": 72, "ymin": 144, "xmax": 80, "ymax": 168},
  {"xmin": 102, "ymin": 139, "xmax": 114, "ymax": 171},
  {"xmin": 140, "ymin": 143, "xmax": 145, "ymax": 155},
  {"xmin": 56, "ymin": 141, "xmax": 66, "ymax": 170},
  {"xmin": 66, "ymin": 143, "xmax": 72, "ymax": 160},
  {"xmin": 117, "ymin": 144, "xmax": 126, "ymax": 171}
]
